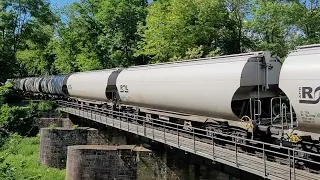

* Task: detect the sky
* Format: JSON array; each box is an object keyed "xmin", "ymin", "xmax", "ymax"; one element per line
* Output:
[
  {"xmin": 50, "ymin": 0, "xmax": 153, "ymax": 8},
  {"xmin": 50, "ymin": 0, "xmax": 78, "ymax": 8}
]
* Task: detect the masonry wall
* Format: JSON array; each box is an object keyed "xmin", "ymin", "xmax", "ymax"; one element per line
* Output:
[
  {"xmin": 35, "ymin": 118, "xmax": 74, "ymax": 129},
  {"xmin": 39, "ymin": 127, "xmax": 102, "ymax": 169},
  {"xmin": 65, "ymin": 145, "xmax": 151, "ymax": 180}
]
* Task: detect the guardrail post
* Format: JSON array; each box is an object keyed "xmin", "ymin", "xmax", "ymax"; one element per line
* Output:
[
  {"xmin": 177, "ymin": 124, "xmax": 180, "ymax": 147},
  {"xmin": 164, "ymin": 121, "xmax": 166, "ymax": 144},
  {"xmin": 212, "ymin": 136, "xmax": 215, "ymax": 160},
  {"xmin": 263, "ymin": 143, "xmax": 266, "ymax": 177},
  {"xmin": 288, "ymin": 149, "xmax": 291, "ymax": 180},
  {"xmin": 293, "ymin": 149, "xmax": 296, "ymax": 180},
  {"xmin": 136, "ymin": 117, "xmax": 138, "ymax": 135},
  {"xmin": 112, "ymin": 114, "xmax": 115, "ymax": 127},
  {"xmin": 127, "ymin": 113, "xmax": 129, "ymax": 131},
  {"xmin": 193, "ymin": 128, "xmax": 196, "ymax": 153},
  {"xmin": 143, "ymin": 119, "xmax": 146, "ymax": 136},
  {"xmin": 235, "ymin": 137, "xmax": 238, "ymax": 167},
  {"xmin": 152, "ymin": 120, "xmax": 154, "ymax": 140}
]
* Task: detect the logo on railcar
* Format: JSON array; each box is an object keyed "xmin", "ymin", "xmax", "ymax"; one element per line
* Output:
[
  {"xmin": 120, "ymin": 85, "xmax": 129, "ymax": 93},
  {"xmin": 299, "ymin": 86, "xmax": 320, "ymax": 104}
]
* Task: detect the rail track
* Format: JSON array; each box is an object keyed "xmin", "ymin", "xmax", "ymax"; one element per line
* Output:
[{"xmin": 57, "ymin": 100, "xmax": 320, "ymax": 180}]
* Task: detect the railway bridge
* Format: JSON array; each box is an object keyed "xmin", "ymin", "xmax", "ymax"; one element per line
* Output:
[{"xmin": 56, "ymin": 100, "xmax": 320, "ymax": 180}]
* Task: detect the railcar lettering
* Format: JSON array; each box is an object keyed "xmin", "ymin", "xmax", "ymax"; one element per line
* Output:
[
  {"xmin": 120, "ymin": 85, "xmax": 129, "ymax": 93},
  {"xmin": 299, "ymin": 86, "xmax": 320, "ymax": 104}
]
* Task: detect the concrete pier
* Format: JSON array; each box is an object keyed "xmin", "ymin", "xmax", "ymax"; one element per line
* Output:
[
  {"xmin": 65, "ymin": 145, "xmax": 151, "ymax": 180},
  {"xmin": 39, "ymin": 127, "xmax": 103, "ymax": 169}
]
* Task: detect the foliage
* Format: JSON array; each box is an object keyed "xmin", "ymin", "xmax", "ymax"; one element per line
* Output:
[
  {"xmin": 0, "ymin": 0, "xmax": 57, "ymax": 81},
  {"xmin": 28, "ymin": 100, "xmax": 56, "ymax": 118},
  {"xmin": 0, "ymin": 135, "xmax": 65, "ymax": 180},
  {"xmin": 0, "ymin": 0, "xmax": 318, "ymax": 79},
  {"xmin": 0, "ymin": 104, "xmax": 32, "ymax": 136},
  {"xmin": 0, "ymin": 82, "xmax": 13, "ymax": 106},
  {"xmin": 135, "ymin": 0, "xmax": 235, "ymax": 63},
  {"xmin": 0, "ymin": 100, "xmax": 55, "ymax": 139},
  {"xmin": 48, "ymin": 124, "xmax": 57, "ymax": 130},
  {"xmin": 72, "ymin": 124, "xmax": 79, "ymax": 129},
  {"xmin": 53, "ymin": 0, "xmax": 148, "ymax": 73}
]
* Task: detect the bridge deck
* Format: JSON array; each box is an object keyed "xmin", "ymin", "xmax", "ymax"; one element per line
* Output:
[{"xmin": 58, "ymin": 103, "xmax": 320, "ymax": 180}]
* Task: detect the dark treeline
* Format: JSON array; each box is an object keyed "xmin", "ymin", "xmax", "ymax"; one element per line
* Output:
[{"xmin": 0, "ymin": 0, "xmax": 319, "ymax": 82}]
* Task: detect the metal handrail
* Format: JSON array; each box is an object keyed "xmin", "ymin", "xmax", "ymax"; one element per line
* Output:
[{"xmin": 56, "ymin": 100, "xmax": 320, "ymax": 180}]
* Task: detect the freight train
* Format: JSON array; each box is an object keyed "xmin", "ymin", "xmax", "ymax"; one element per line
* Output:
[{"xmin": 9, "ymin": 44, "xmax": 320, "ymax": 153}]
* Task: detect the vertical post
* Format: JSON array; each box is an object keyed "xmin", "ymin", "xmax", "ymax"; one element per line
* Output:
[
  {"xmin": 212, "ymin": 137, "xmax": 215, "ymax": 160},
  {"xmin": 263, "ymin": 143, "xmax": 266, "ymax": 177},
  {"xmin": 235, "ymin": 137, "xmax": 238, "ymax": 166},
  {"xmin": 127, "ymin": 113, "xmax": 129, "ymax": 132},
  {"xmin": 152, "ymin": 119, "xmax": 154, "ymax": 140},
  {"xmin": 293, "ymin": 149, "xmax": 295, "ymax": 180},
  {"xmin": 193, "ymin": 128, "xmax": 196, "ymax": 152},
  {"xmin": 136, "ymin": 118, "xmax": 138, "ymax": 135},
  {"xmin": 144, "ymin": 118, "xmax": 146, "ymax": 136},
  {"xmin": 177, "ymin": 124, "xmax": 180, "ymax": 147},
  {"xmin": 113, "ymin": 114, "xmax": 115, "ymax": 127},
  {"xmin": 288, "ymin": 149, "xmax": 291, "ymax": 180},
  {"xmin": 164, "ymin": 121, "xmax": 166, "ymax": 143},
  {"xmin": 290, "ymin": 103, "xmax": 294, "ymax": 128}
]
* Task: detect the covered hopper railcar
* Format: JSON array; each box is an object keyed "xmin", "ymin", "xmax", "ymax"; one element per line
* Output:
[
  {"xmin": 47, "ymin": 75, "xmax": 69, "ymax": 95},
  {"xmin": 65, "ymin": 69, "xmax": 121, "ymax": 104},
  {"xmin": 25, "ymin": 77, "xmax": 37, "ymax": 92},
  {"xmin": 116, "ymin": 52, "xmax": 282, "ymax": 134},
  {"xmin": 33, "ymin": 77, "xmax": 43, "ymax": 93},
  {"xmin": 40, "ymin": 76, "xmax": 54, "ymax": 94},
  {"xmin": 279, "ymin": 44, "xmax": 320, "ymax": 134},
  {"xmin": 18, "ymin": 78, "xmax": 27, "ymax": 91}
]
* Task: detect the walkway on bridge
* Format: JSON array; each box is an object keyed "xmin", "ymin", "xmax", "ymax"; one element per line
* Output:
[{"xmin": 57, "ymin": 100, "xmax": 320, "ymax": 180}]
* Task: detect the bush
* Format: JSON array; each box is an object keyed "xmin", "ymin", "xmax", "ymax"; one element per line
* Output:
[
  {"xmin": 0, "ymin": 104, "xmax": 32, "ymax": 137},
  {"xmin": 0, "ymin": 135, "xmax": 65, "ymax": 180},
  {"xmin": 0, "ymin": 83, "xmax": 13, "ymax": 106}
]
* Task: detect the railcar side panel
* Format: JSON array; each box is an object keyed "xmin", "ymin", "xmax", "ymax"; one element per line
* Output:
[
  {"xmin": 41, "ymin": 76, "xmax": 54, "ymax": 94},
  {"xmin": 279, "ymin": 45, "xmax": 320, "ymax": 133},
  {"xmin": 66, "ymin": 70, "xmax": 119, "ymax": 102},
  {"xmin": 117, "ymin": 54, "xmax": 268, "ymax": 120},
  {"xmin": 48, "ymin": 75, "xmax": 69, "ymax": 95}
]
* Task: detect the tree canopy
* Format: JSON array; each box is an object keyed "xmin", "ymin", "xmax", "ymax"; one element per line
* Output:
[{"xmin": 0, "ymin": 0, "xmax": 319, "ymax": 81}]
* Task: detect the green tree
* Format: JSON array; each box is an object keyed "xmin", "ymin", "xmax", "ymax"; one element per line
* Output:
[
  {"xmin": 0, "ymin": 82, "xmax": 13, "ymax": 106},
  {"xmin": 135, "ymin": 0, "xmax": 237, "ymax": 63},
  {"xmin": 225, "ymin": 0, "xmax": 254, "ymax": 52},
  {"xmin": 53, "ymin": 0, "xmax": 147, "ymax": 72},
  {"xmin": 247, "ymin": 0, "xmax": 294, "ymax": 57},
  {"xmin": 288, "ymin": 0, "xmax": 320, "ymax": 45},
  {"xmin": 53, "ymin": 0, "xmax": 103, "ymax": 72},
  {"xmin": 0, "ymin": 0, "xmax": 57, "ymax": 81}
]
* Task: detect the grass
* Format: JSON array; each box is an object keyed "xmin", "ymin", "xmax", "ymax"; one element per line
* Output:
[{"xmin": 0, "ymin": 134, "xmax": 65, "ymax": 180}]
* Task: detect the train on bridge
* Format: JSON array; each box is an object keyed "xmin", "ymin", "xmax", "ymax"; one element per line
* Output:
[{"xmin": 8, "ymin": 43, "xmax": 320, "ymax": 156}]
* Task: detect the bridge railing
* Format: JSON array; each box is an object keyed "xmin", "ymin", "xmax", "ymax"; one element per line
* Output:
[{"xmin": 56, "ymin": 100, "xmax": 320, "ymax": 180}]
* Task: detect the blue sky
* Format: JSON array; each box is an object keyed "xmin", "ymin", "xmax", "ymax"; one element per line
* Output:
[
  {"xmin": 50, "ymin": 0, "xmax": 153, "ymax": 8},
  {"xmin": 50, "ymin": 0, "xmax": 78, "ymax": 8}
]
